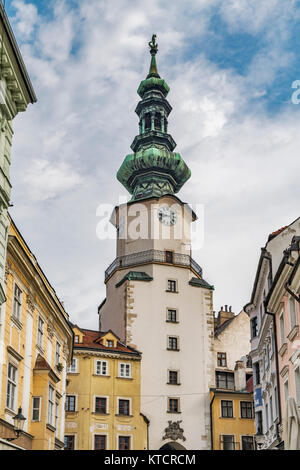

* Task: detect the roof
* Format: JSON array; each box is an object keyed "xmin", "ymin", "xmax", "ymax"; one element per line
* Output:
[
  {"xmin": 73, "ymin": 328, "xmax": 141, "ymax": 357},
  {"xmin": 267, "ymin": 226, "xmax": 288, "ymax": 242},
  {"xmin": 189, "ymin": 277, "xmax": 214, "ymax": 290},
  {"xmin": 116, "ymin": 271, "xmax": 153, "ymax": 288},
  {"xmin": 34, "ymin": 354, "xmax": 51, "ymax": 371},
  {"xmin": 214, "ymin": 317, "xmax": 235, "ymax": 337},
  {"xmin": 246, "ymin": 375, "xmax": 254, "ymax": 393},
  {"xmin": 0, "ymin": 2, "xmax": 36, "ymax": 103}
]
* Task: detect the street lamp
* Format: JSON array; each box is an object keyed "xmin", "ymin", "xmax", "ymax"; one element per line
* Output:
[{"xmin": 7, "ymin": 407, "xmax": 26, "ymax": 441}]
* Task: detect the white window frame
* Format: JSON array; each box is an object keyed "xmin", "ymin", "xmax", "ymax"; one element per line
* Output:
[
  {"xmin": 47, "ymin": 384, "xmax": 55, "ymax": 426},
  {"xmin": 117, "ymin": 397, "xmax": 131, "ymax": 416},
  {"xmin": 95, "ymin": 359, "xmax": 108, "ymax": 376},
  {"xmin": 67, "ymin": 358, "xmax": 78, "ymax": 373},
  {"xmin": 65, "ymin": 394, "xmax": 77, "ymax": 412},
  {"xmin": 32, "ymin": 396, "xmax": 42, "ymax": 422},
  {"xmin": 6, "ymin": 362, "xmax": 17, "ymax": 411},
  {"xmin": 289, "ymin": 297, "xmax": 298, "ymax": 330},
  {"xmin": 94, "ymin": 395, "xmax": 109, "ymax": 414},
  {"xmin": 279, "ymin": 311, "xmax": 285, "ymax": 346},
  {"xmin": 12, "ymin": 283, "xmax": 22, "ymax": 321},
  {"xmin": 119, "ymin": 363, "xmax": 131, "ymax": 378},
  {"xmin": 294, "ymin": 365, "xmax": 300, "ymax": 405}
]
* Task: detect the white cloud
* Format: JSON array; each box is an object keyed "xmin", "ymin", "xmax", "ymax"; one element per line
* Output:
[{"xmin": 11, "ymin": 0, "xmax": 38, "ymax": 40}]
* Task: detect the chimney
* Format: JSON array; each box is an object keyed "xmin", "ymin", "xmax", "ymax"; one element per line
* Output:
[
  {"xmin": 234, "ymin": 360, "xmax": 246, "ymax": 391},
  {"xmin": 215, "ymin": 305, "xmax": 235, "ymax": 329}
]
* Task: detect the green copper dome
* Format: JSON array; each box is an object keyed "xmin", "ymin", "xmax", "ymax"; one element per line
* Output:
[{"xmin": 117, "ymin": 35, "xmax": 191, "ymax": 202}]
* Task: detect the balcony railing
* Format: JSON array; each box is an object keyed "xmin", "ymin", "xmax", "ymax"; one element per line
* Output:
[{"xmin": 105, "ymin": 249, "xmax": 202, "ymax": 281}]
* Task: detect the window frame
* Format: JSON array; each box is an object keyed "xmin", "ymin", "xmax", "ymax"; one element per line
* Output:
[
  {"xmin": 118, "ymin": 435, "xmax": 131, "ymax": 450},
  {"xmin": 217, "ymin": 352, "xmax": 227, "ymax": 367},
  {"xmin": 95, "ymin": 396, "xmax": 108, "ymax": 414},
  {"xmin": 67, "ymin": 358, "xmax": 78, "ymax": 374},
  {"xmin": 6, "ymin": 362, "xmax": 17, "ymax": 411},
  {"xmin": 65, "ymin": 394, "xmax": 76, "ymax": 412},
  {"xmin": 166, "ymin": 308, "xmax": 178, "ymax": 323},
  {"xmin": 221, "ymin": 400, "xmax": 233, "ymax": 418},
  {"xmin": 64, "ymin": 434, "xmax": 75, "ymax": 451},
  {"xmin": 119, "ymin": 363, "xmax": 132, "ymax": 378},
  {"xmin": 167, "ymin": 336, "xmax": 179, "ymax": 351},
  {"xmin": 95, "ymin": 359, "xmax": 108, "ymax": 376},
  {"xmin": 167, "ymin": 279, "xmax": 177, "ymax": 293},
  {"xmin": 47, "ymin": 384, "xmax": 55, "ymax": 426},
  {"xmin": 118, "ymin": 398, "xmax": 131, "ymax": 416},
  {"xmin": 240, "ymin": 401, "xmax": 253, "ymax": 419},
  {"xmin": 168, "ymin": 370, "xmax": 179, "ymax": 385},
  {"xmin": 167, "ymin": 397, "xmax": 180, "ymax": 413},
  {"xmin": 241, "ymin": 435, "xmax": 254, "ymax": 450},
  {"xmin": 12, "ymin": 283, "xmax": 22, "ymax": 321},
  {"xmin": 32, "ymin": 396, "xmax": 42, "ymax": 422},
  {"xmin": 94, "ymin": 434, "xmax": 107, "ymax": 450},
  {"xmin": 37, "ymin": 316, "xmax": 44, "ymax": 349}
]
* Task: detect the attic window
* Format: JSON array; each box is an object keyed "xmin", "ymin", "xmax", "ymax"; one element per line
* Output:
[
  {"xmin": 74, "ymin": 335, "xmax": 79, "ymax": 343},
  {"xmin": 106, "ymin": 340, "xmax": 114, "ymax": 348}
]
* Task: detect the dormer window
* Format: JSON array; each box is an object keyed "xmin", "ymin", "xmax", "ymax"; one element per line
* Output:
[{"xmin": 106, "ymin": 340, "xmax": 114, "ymax": 348}]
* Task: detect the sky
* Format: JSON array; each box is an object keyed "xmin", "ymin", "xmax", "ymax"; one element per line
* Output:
[{"xmin": 3, "ymin": 0, "xmax": 300, "ymax": 328}]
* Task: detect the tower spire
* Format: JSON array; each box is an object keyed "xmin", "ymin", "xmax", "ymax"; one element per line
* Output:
[
  {"xmin": 117, "ymin": 36, "xmax": 191, "ymax": 202},
  {"xmin": 147, "ymin": 34, "xmax": 160, "ymax": 78}
]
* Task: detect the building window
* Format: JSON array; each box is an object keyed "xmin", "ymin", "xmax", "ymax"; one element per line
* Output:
[
  {"xmin": 256, "ymin": 411, "xmax": 263, "ymax": 435},
  {"xmin": 254, "ymin": 362, "xmax": 260, "ymax": 385},
  {"xmin": 221, "ymin": 400, "xmax": 233, "ymax": 418},
  {"xmin": 242, "ymin": 436, "xmax": 254, "ymax": 450},
  {"xmin": 165, "ymin": 251, "xmax": 174, "ymax": 263},
  {"xmin": 289, "ymin": 297, "xmax": 298, "ymax": 330},
  {"xmin": 119, "ymin": 363, "xmax": 131, "ymax": 378},
  {"xmin": 240, "ymin": 401, "xmax": 253, "ymax": 419},
  {"xmin": 64, "ymin": 435, "xmax": 75, "ymax": 450},
  {"xmin": 95, "ymin": 360, "xmax": 108, "ymax": 376},
  {"xmin": 217, "ymin": 352, "xmax": 227, "ymax": 367},
  {"xmin": 216, "ymin": 371, "xmax": 234, "ymax": 390},
  {"xmin": 221, "ymin": 435, "xmax": 235, "ymax": 450},
  {"xmin": 270, "ymin": 396, "xmax": 273, "ymax": 424},
  {"xmin": 95, "ymin": 435, "xmax": 107, "ymax": 450},
  {"xmin": 68, "ymin": 358, "xmax": 77, "ymax": 373},
  {"xmin": 265, "ymin": 403, "xmax": 269, "ymax": 430},
  {"xmin": 48, "ymin": 385, "xmax": 55, "ymax": 425},
  {"xmin": 284, "ymin": 380, "xmax": 289, "ymax": 402},
  {"xmin": 168, "ymin": 336, "xmax": 179, "ymax": 351},
  {"xmin": 118, "ymin": 399, "xmax": 130, "ymax": 416},
  {"xmin": 167, "ymin": 280, "xmax": 177, "ymax": 292},
  {"xmin": 55, "ymin": 342, "xmax": 61, "ymax": 366},
  {"xmin": 66, "ymin": 395, "xmax": 76, "ymax": 412},
  {"xmin": 168, "ymin": 397, "xmax": 180, "ymax": 413},
  {"xmin": 95, "ymin": 397, "xmax": 107, "ymax": 414},
  {"xmin": 106, "ymin": 340, "xmax": 114, "ymax": 348},
  {"xmin": 279, "ymin": 312, "xmax": 285, "ymax": 346},
  {"xmin": 55, "ymin": 401, "xmax": 59, "ymax": 437},
  {"xmin": 251, "ymin": 317, "xmax": 258, "ymax": 338},
  {"xmin": 12, "ymin": 284, "xmax": 22, "ymax": 320},
  {"xmin": 74, "ymin": 335, "xmax": 79, "ymax": 343},
  {"xmin": 119, "ymin": 436, "xmax": 130, "ymax": 450},
  {"xmin": 6, "ymin": 363, "xmax": 17, "ymax": 411},
  {"xmin": 168, "ymin": 370, "xmax": 179, "ymax": 385},
  {"xmin": 37, "ymin": 317, "xmax": 44, "ymax": 348},
  {"xmin": 32, "ymin": 397, "xmax": 41, "ymax": 421},
  {"xmin": 295, "ymin": 367, "xmax": 300, "ymax": 405},
  {"xmin": 167, "ymin": 309, "xmax": 177, "ymax": 323}
]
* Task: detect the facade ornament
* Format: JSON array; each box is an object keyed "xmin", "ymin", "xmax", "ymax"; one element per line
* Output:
[
  {"xmin": 163, "ymin": 421, "xmax": 186, "ymax": 442},
  {"xmin": 26, "ymin": 295, "xmax": 35, "ymax": 313},
  {"xmin": 4, "ymin": 262, "xmax": 11, "ymax": 284},
  {"xmin": 47, "ymin": 322, "xmax": 55, "ymax": 339}
]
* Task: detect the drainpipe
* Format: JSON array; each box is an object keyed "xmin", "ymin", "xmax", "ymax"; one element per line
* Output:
[
  {"xmin": 210, "ymin": 391, "xmax": 215, "ymax": 450},
  {"xmin": 140, "ymin": 413, "xmax": 150, "ymax": 450},
  {"xmin": 264, "ymin": 303, "xmax": 282, "ymax": 446}
]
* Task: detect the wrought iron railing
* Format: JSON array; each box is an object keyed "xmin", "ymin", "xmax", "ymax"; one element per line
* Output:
[{"xmin": 105, "ymin": 249, "xmax": 202, "ymax": 280}]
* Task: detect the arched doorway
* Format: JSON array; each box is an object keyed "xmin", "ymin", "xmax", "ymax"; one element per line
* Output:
[{"xmin": 159, "ymin": 441, "xmax": 186, "ymax": 450}]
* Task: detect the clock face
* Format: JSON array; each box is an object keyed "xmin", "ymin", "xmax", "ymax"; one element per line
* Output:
[{"xmin": 158, "ymin": 205, "xmax": 177, "ymax": 226}]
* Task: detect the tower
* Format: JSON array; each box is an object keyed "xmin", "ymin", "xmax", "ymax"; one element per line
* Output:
[{"xmin": 99, "ymin": 36, "xmax": 215, "ymax": 450}]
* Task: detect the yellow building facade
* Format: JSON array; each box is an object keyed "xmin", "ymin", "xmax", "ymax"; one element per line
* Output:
[
  {"xmin": 0, "ymin": 217, "xmax": 73, "ymax": 449},
  {"xmin": 65, "ymin": 326, "xmax": 147, "ymax": 450},
  {"xmin": 210, "ymin": 388, "xmax": 256, "ymax": 450}
]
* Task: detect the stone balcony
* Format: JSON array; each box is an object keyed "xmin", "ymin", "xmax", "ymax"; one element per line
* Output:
[{"xmin": 105, "ymin": 249, "xmax": 202, "ymax": 281}]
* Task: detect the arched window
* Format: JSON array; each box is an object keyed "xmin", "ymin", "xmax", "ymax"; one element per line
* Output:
[
  {"xmin": 144, "ymin": 113, "xmax": 151, "ymax": 131},
  {"xmin": 154, "ymin": 112, "xmax": 161, "ymax": 131}
]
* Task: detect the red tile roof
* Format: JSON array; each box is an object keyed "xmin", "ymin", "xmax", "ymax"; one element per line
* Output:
[
  {"xmin": 34, "ymin": 354, "xmax": 51, "ymax": 370},
  {"xmin": 268, "ymin": 226, "xmax": 288, "ymax": 242},
  {"xmin": 73, "ymin": 328, "xmax": 140, "ymax": 356}
]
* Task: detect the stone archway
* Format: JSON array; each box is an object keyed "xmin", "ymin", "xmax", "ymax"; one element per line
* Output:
[{"xmin": 159, "ymin": 441, "xmax": 187, "ymax": 451}]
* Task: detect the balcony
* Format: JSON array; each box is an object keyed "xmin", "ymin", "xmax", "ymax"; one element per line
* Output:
[{"xmin": 105, "ymin": 249, "xmax": 202, "ymax": 281}]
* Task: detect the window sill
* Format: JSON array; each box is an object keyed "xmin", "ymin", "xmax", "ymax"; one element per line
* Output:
[
  {"xmin": 93, "ymin": 412, "xmax": 110, "ymax": 416},
  {"xmin": 166, "ymin": 321, "xmax": 179, "ymax": 324},
  {"xmin": 93, "ymin": 374, "xmax": 111, "ymax": 378},
  {"xmin": 167, "ymin": 411, "xmax": 181, "ymax": 414},
  {"xmin": 115, "ymin": 414, "xmax": 133, "ymax": 418},
  {"xmin": 167, "ymin": 348, "xmax": 180, "ymax": 352},
  {"xmin": 117, "ymin": 376, "xmax": 133, "ymax": 380},
  {"xmin": 5, "ymin": 407, "xmax": 16, "ymax": 416},
  {"xmin": 46, "ymin": 423, "xmax": 56, "ymax": 433},
  {"xmin": 166, "ymin": 291, "xmax": 179, "ymax": 294},
  {"xmin": 65, "ymin": 411, "xmax": 78, "ymax": 414},
  {"xmin": 220, "ymin": 416, "xmax": 234, "ymax": 419},
  {"xmin": 67, "ymin": 372, "xmax": 79, "ymax": 375},
  {"xmin": 167, "ymin": 383, "xmax": 181, "ymax": 386}
]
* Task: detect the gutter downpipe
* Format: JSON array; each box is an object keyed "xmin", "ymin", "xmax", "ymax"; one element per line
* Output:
[{"xmin": 210, "ymin": 391, "xmax": 215, "ymax": 450}]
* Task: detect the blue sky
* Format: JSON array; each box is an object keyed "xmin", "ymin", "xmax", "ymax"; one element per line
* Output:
[{"xmin": 3, "ymin": 0, "xmax": 300, "ymax": 327}]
